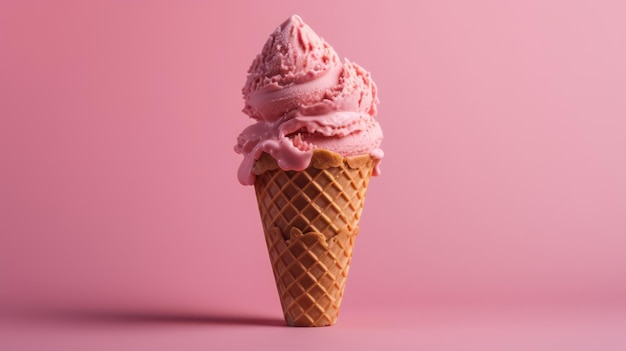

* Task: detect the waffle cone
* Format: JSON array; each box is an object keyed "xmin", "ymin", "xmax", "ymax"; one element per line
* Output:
[{"xmin": 253, "ymin": 149, "xmax": 374, "ymax": 327}]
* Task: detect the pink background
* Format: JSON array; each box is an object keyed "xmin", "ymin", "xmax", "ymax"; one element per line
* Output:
[{"xmin": 1, "ymin": 0, "xmax": 625, "ymax": 349}]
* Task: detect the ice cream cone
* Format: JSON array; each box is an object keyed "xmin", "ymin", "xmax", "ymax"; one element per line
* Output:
[{"xmin": 253, "ymin": 149, "xmax": 374, "ymax": 326}]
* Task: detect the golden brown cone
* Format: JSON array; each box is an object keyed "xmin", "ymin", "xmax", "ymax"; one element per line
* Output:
[{"xmin": 253, "ymin": 149, "xmax": 374, "ymax": 326}]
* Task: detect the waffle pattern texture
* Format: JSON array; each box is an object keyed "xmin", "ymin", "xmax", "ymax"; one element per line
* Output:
[{"xmin": 253, "ymin": 150, "xmax": 374, "ymax": 326}]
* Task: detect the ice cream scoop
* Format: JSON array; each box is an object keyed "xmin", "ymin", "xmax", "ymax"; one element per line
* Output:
[{"xmin": 235, "ymin": 15, "xmax": 383, "ymax": 185}]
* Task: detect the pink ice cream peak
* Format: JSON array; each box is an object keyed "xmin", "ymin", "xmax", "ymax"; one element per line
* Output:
[
  {"xmin": 242, "ymin": 15, "xmax": 341, "ymax": 122},
  {"xmin": 235, "ymin": 15, "xmax": 384, "ymax": 186}
]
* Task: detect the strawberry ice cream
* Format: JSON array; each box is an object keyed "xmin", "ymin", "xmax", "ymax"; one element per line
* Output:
[{"xmin": 235, "ymin": 15, "xmax": 383, "ymax": 185}]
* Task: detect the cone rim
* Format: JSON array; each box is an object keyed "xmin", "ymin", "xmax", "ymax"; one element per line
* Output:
[{"xmin": 253, "ymin": 149, "xmax": 373, "ymax": 175}]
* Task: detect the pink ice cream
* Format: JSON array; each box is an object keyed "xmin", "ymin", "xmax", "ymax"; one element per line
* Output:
[{"xmin": 235, "ymin": 15, "xmax": 383, "ymax": 185}]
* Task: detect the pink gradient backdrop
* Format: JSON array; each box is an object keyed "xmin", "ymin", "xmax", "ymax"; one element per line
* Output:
[{"xmin": 1, "ymin": 0, "xmax": 626, "ymax": 348}]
